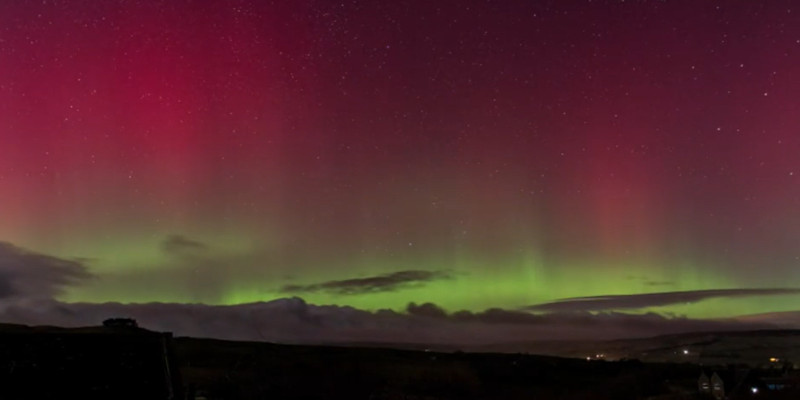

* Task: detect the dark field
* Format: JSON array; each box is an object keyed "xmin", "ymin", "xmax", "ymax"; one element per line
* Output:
[
  {"xmin": 0, "ymin": 325, "xmax": 180, "ymax": 399},
  {"xmin": 2, "ymin": 324, "xmax": 799, "ymax": 399}
]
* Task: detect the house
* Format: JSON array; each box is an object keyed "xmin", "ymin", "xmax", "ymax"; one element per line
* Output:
[
  {"xmin": 697, "ymin": 368, "xmax": 791, "ymax": 399},
  {"xmin": 698, "ymin": 371, "xmax": 710, "ymax": 393},
  {"xmin": 698, "ymin": 371, "xmax": 726, "ymax": 399},
  {"xmin": 709, "ymin": 372, "xmax": 725, "ymax": 399}
]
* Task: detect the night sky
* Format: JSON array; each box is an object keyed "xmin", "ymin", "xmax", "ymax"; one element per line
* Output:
[{"xmin": 3, "ymin": 0, "xmax": 800, "ymax": 339}]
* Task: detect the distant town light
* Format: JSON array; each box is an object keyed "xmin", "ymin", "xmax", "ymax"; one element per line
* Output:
[
  {"xmin": 682, "ymin": 349, "xmax": 689, "ymax": 355},
  {"xmin": 769, "ymin": 357, "xmax": 780, "ymax": 363},
  {"xmin": 750, "ymin": 387, "xmax": 758, "ymax": 394}
]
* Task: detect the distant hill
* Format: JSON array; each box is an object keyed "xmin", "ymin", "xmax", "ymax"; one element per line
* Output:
[
  {"xmin": 173, "ymin": 336, "xmax": 705, "ymax": 399},
  {"xmin": 456, "ymin": 329, "xmax": 800, "ymax": 366}
]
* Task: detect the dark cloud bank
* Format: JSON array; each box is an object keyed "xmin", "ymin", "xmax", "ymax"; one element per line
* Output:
[
  {"xmin": 0, "ymin": 242, "xmax": 91, "ymax": 301},
  {"xmin": 280, "ymin": 270, "xmax": 451, "ymax": 295},
  {"xmin": 1, "ymin": 240, "xmax": 799, "ymax": 347},
  {"xmin": 526, "ymin": 288, "xmax": 800, "ymax": 312},
  {"xmin": 3, "ymin": 298, "xmax": 794, "ymax": 346}
]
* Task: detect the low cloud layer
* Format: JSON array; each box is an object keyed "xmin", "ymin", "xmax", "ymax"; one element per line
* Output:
[
  {"xmin": 0, "ymin": 242, "xmax": 91, "ymax": 302},
  {"xmin": 0, "ymin": 297, "xmax": 792, "ymax": 348},
  {"xmin": 526, "ymin": 288, "xmax": 800, "ymax": 312},
  {"xmin": 281, "ymin": 270, "xmax": 451, "ymax": 295}
]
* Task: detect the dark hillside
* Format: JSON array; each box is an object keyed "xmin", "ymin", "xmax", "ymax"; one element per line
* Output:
[
  {"xmin": 0, "ymin": 327, "xmax": 180, "ymax": 399},
  {"xmin": 175, "ymin": 337, "xmax": 701, "ymax": 400}
]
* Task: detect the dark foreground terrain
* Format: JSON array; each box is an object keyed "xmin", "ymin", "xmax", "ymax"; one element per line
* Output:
[
  {"xmin": 0, "ymin": 323, "xmax": 182, "ymax": 399},
  {"xmin": 2, "ymin": 323, "xmax": 800, "ymax": 399},
  {"xmin": 177, "ymin": 337, "xmax": 692, "ymax": 399}
]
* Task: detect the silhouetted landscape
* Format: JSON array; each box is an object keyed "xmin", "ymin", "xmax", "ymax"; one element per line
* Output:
[{"xmin": 3, "ymin": 322, "xmax": 800, "ymax": 399}]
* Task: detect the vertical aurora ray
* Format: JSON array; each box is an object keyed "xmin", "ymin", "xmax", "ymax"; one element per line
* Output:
[{"xmin": 1, "ymin": 0, "xmax": 800, "ymax": 318}]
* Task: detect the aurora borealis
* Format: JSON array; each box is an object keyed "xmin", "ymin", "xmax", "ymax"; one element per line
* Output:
[{"xmin": 3, "ymin": 0, "xmax": 800, "ymax": 339}]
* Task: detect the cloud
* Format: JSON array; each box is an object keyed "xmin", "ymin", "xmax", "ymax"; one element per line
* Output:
[
  {"xmin": 407, "ymin": 303, "xmax": 549, "ymax": 325},
  {"xmin": 0, "ymin": 242, "xmax": 92, "ymax": 302},
  {"xmin": 280, "ymin": 270, "xmax": 451, "ymax": 295},
  {"xmin": 0, "ymin": 298, "xmax": 789, "ymax": 349},
  {"xmin": 79, "ymin": 234, "xmax": 268, "ymax": 304},
  {"xmin": 734, "ymin": 310, "xmax": 800, "ymax": 328},
  {"xmin": 407, "ymin": 302, "xmax": 449, "ymax": 318},
  {"xmin": 525, "ymin": 288, "xmax": 800, "ymax": 312},
  {"xmin": 161, "ymin": 234, "xmax": 208, "ymax": 255}
]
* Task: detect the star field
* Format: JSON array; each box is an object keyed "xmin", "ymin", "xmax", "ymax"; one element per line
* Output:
[{"xmin": 2, "ymin": 0, "xmax": 800, "ymax": 319}]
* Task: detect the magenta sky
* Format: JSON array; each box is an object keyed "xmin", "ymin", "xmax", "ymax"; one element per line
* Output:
[{"xmin": 2, "ymin": 1, "xmax": 800, "ymax": 336}]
